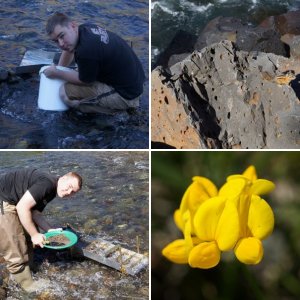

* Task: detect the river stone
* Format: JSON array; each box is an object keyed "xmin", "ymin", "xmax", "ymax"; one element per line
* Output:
[{"xmin": 152, "ymin": 40, "xmax": 300, "ymax": 149}]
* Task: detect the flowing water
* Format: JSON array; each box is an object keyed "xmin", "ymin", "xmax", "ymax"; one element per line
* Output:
[
  {"xmin": 151, "ymin": 0, "xmax": 300, "ymax": 65},
  {"xmin": 0, "ymin": 0, "xmax": 149, "ymax": 149},
  {"xmin": 0, "ymin": 151, "xmax": 149, "ymax": 299}
]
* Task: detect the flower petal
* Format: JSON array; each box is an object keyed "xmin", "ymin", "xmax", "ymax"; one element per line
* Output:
[
  {"xmin": 215, "ymin": 201, "xmax": 239, "ymax": 251},
  {"xmin": 162, "ymin": 239, "xmax": 190, "ymax": 264},
  {"xmin": 193, "ymin": 197, "xmax": 226, "ymax": 241},
  {"xmin": 219, "ymin": 178, "xmax": 246, "ymax": 202},
  {"xmin": 188, "ymin": 241, "xmax": 221, "ymax": 269},
  {"xmin": 173, "ymin": 209, "xmax": 184, "ymax": 232},
  {"xmin": 234, "ymin": 237, "xmax": 263, "ymax": 264},
  {"xmin": 179, "ymin": 180, "xmax": 210, "ymax": 215},
  {"xmin": 242, "ymin": 165, "xmax": 257, "ymax": 181},
  {"xmin": 192, "ymin": 176, "xmax": 218, "ymax": 198},
  {"xmin": 183, "ymin": 211, "xmax": 193, "ymax": 250},
  {"xmin": 248, "ymin": 195, "xmax": 275, "ymax": 239},
  {"xmin": 250, "ymin": 179, "xmax": 275, "ymax": 195}
]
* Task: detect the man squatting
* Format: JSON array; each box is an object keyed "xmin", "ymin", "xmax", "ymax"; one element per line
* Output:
[
  {"xmin": 43, "ymin": 12, "xmax": 146, "ymax": 114},
  {"xmin": 0, "ymin": 168, "xmax": 82, "ymax": 293}
]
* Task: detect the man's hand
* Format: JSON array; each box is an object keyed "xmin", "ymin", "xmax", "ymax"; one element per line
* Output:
[
  {"xmin": 43, "ymin": 65, "xmax": 59, "ymax": 79},
  {"xmin": 32, "ymin": 233, "xmax": 46, "ymax": 248}
]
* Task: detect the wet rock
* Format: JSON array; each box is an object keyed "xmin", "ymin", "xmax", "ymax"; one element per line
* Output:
[
  {"xmin": 260, "ymin": 10, "xmax": 300, "ymax": 59},
  {"xmin": 153, "ymin": 30, "xmax": 197, "ymax": 69},
  {"xmin": 0, "ymin": 67, "xmax": 9, "ymax": 81},
  {"xmin": 152, "ymin": 40, "xmax": 300, "ymax": 149}
]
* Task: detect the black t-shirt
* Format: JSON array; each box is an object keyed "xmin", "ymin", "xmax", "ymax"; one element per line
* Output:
[
  {"xmin": 75, "ymin": 23, "xmax": 146, "ymax": 100},
  {"xmin": 0, "ymin": 168, "xmax": 57, "ymax": 212}
]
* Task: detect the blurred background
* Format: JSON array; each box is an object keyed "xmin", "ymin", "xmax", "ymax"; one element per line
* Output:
[{"xmin": 152, "ymin": 151, "xmax": 300, "ymax": 300}]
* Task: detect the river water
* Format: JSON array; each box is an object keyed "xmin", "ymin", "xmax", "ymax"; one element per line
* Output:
[
  {"xmin": 0, "ymin": 0, "xmax": 149, "ymax": 149},
  {"xmin": 0, "ymin": 151, "xmax": 149, "ymax": 299},
  {"xmin": 151, "ymin": 0, "xmax": 300, "ymax": 64}
]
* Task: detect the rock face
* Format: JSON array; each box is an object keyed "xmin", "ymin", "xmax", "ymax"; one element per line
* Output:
[
  {"xmin": 152, "ymin": 40, "xmax": 300, "ymax": 149},
  {"xmin": 151, "ymin": 68, "xmax": 203, "ymax": 149},
  {"xmin": 152, "ymin": 10, "xmax": 300, "ymax": 149}
]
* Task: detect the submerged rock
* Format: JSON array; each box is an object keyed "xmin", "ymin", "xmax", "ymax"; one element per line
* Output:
[{"xmin": 152, "ymin": 40, "xmax": 300, "ymax": 149}]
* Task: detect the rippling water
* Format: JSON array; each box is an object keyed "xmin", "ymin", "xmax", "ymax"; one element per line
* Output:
[
  {"xmin": 0, "ymin": 0, "xmax": 149, "ymax": 149},
  {"xmin": 151, "ymin": 0, "xmax": 300, "ymax": 64},
  {"xmin": 0, "ymin": 151, "xmax": 149, "ymax": 299}
]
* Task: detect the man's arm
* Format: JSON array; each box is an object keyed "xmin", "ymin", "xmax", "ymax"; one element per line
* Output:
[
  {"xmin": 16, "ymin": 191, "xmax": 46, "ymax": 247},
  {"xmin": 58, "ymin": 51, "xmax": 74, "ymax": 67},
  {"xmin": 32, "ymin": 210, "xmax": 52, "ymax": 232},
  {"xmin": 43, "ymin": 66, "xmax": 84, "ymax": 85}
]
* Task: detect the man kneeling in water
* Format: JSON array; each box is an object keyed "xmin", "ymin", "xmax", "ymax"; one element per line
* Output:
[
  {"xmin": 43, "ymin": 12, "xmax": 145, "ymax": 114},
  {"xmin": 0, "ymin": 168, "xmax": 82, "ymax": 293}
]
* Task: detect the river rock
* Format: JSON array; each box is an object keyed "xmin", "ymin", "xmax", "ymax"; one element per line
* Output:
[{"xmin": 152, "ymin": 40, "xmax": 300, "ymax": 149}]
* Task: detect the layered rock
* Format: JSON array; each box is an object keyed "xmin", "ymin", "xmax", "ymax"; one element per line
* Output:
[
  {"xmin": 152, "ymin": 10, "xmax": 300, "ymax": 149},
  {"xmin": 152, "ymin": 40, "xmax": 300, "ymax": 149}
]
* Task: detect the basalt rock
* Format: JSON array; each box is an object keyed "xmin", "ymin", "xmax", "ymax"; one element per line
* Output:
[{"xmin": 151, "ymin": 40, "xmax": 300, "ymax": 149}]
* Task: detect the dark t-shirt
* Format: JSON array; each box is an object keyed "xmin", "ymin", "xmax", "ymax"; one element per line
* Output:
[
  {"xmin": 75, "ymin": 23, "xmax": 146, "ymax": 100},
  {"xmin": 0, "ymin": 168, "xmax": 57, "ymax": 212}
]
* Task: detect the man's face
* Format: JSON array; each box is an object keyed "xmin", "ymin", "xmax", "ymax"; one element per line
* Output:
[
  {"xmin": 57, "ymin": 176, "xmax": 80, "ymax": 198},
  {"xmin": 50, "ymin": 23, "xmax": 78, "ymax": 52}
]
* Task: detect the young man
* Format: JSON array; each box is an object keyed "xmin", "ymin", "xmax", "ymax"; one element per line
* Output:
[
  {"xmin": 44, "ymin": 12, "xmax": 146, "ymax": 114},
  {"xmin": 0, "ymin": 168, "xmax": 82, "ymax": 293}
]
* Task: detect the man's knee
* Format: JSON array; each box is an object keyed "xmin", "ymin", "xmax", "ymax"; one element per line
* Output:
[{"xmin": 59, "ymin": 84, "xmax": 68, "ymax": 102}]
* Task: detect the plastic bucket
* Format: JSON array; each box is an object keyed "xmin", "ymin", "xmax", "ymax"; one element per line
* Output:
[{"xmin": 38, "ymin": 65, "xmax": 72, "ymax": 111}]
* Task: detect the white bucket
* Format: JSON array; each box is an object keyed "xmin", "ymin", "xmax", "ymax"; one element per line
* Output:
[{"xmin": 38, "ymin": 65, "xmax": 72, "ymax": 111}]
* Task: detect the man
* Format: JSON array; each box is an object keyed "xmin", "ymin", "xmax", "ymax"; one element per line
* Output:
[
  {"xmin": 44, "ymin": 12, "xmax": 146, "ymax": 114},
  {"xmin": 0, "ymin": 168, "xmax": 82, "ymax": 293}
]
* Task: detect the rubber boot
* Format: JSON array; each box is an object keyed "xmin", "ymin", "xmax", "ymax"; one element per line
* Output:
[{"xmin": 12, "ymin": 266, "xmax": 40, "ymax": 293}]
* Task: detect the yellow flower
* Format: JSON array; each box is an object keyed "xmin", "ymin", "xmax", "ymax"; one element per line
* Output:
[
  {"xmin": 234, "ymin": 194, "xmax": 274, "ymax": 264},
  {"xmin": 219, "ymin": 166, "xmax": 275, "ymax": 264},
  {"xmin": 161, "ymin": 166, "xmax": 275, "ymax": 268}
]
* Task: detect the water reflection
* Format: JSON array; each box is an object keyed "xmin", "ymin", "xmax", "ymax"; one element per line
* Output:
[{"xmin": 0, "ymin": 151, "xmax": 149, "ymax": 299}]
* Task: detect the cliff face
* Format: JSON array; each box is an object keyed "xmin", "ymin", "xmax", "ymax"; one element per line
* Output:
[{"xmin": 152, "ymin": 11, "xmax": 300, "ymax": 149}]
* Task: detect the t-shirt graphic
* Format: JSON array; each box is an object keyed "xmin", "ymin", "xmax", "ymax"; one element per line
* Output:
[{"xmin": 90, "ymin": 26, "xmax": 109, "ymax": 44}]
